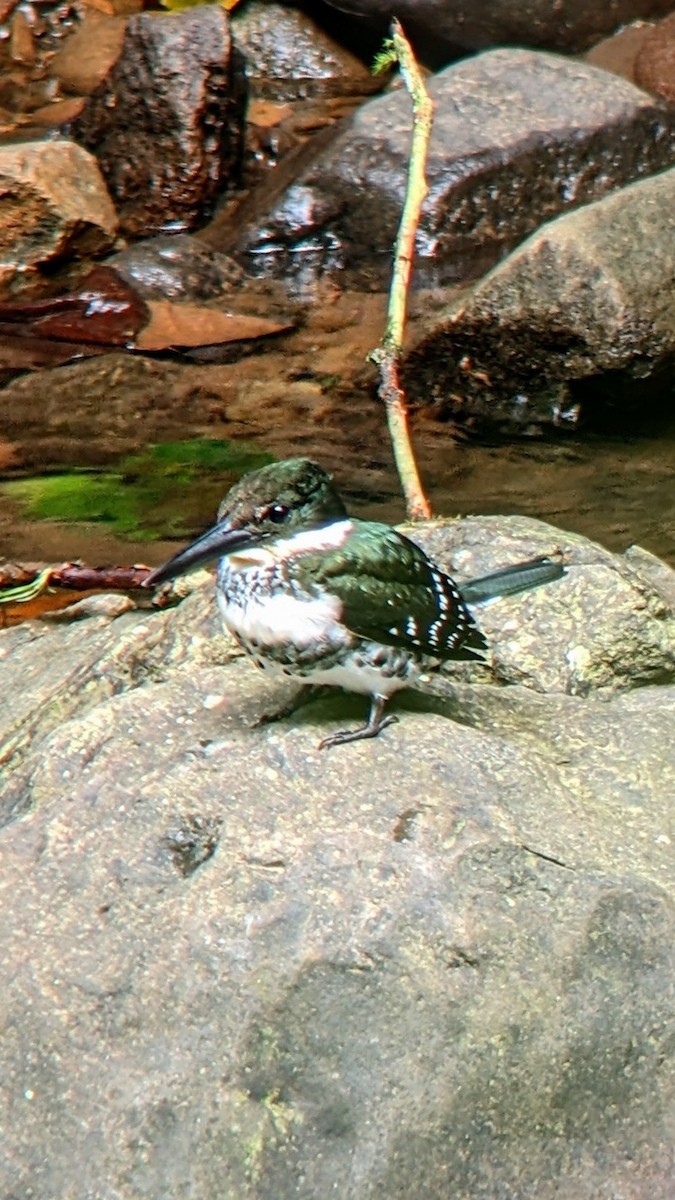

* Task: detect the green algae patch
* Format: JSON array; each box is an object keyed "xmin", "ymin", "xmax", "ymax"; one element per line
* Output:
[{"xmin": 3, "ymin": 439, "xmax": 274, "ymax": 541}]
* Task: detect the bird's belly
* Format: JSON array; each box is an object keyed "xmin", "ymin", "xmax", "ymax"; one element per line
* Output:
[
  {"xmin": 307, "ymin": 656, "xmax": 416, "ymax": 697},
  {"xmin": 216, "ymin": 585, "xmax": 345, "ymax": 655}
]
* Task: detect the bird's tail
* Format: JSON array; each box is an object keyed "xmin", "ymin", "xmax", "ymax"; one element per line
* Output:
[{"xmin": 460, "ymin": 556, "xmax": 564, "ymax": 605}]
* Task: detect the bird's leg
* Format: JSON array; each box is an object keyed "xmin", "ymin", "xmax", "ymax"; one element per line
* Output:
[{"xmin": 319, "ymin": 693, "xmax": 398, "ymax": 751}]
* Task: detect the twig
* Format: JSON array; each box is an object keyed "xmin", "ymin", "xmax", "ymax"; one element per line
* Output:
[
  {"xmin": 370, "ymin": 19, "xmax": 434, "ymax": 521},
  {"xmin": 0, "ymin": 562, "xmax": 154, "ymax": 605}
]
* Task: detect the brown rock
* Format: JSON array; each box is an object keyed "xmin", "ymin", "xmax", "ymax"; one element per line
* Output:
[
  {"xmin": 321, "ymin": 0, "xmax": 675, "ymax": 60},
  {"xmin": 402, "ymin": 166, "xmax": 675, "ymax": 433},
  {"xmin": 0, "ymin": 141, "xmax": 118, "ymax": 295},
  {"xmin": 634, "ymin": 12, "xmax": 675, "ymax": 102},
  {"xmin": 584, "ymin": 20, "xmax": 655, "ymax": 83},
  {"xmin": 232, "ymin": 0, "xmax": 385, "ymax": 102}
]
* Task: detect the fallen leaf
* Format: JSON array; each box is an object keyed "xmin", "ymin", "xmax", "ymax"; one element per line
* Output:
[
  {"xmin": 135, "ymin": 301, "xmax": 293, "ymax": 350},
  {"xmin": 247, "ymin": 100, "xmax": 293, "ymax": 128},
  {"xmin": 0, "ymin": 267, "xmax": 149, "ymax": 347},
  {"xmin": 80, "ymin": 0, "xmax": 117, "ymax": 12}
]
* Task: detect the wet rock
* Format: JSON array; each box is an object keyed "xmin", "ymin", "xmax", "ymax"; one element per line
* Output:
[
  {"xmin": 70, "ymin": 6, "xmax": 245, "ymax": 238},
  {"xmin": 107, "ymin": 233, "xmax": 243, "ymax": 300},
  {"xmin": 323, "ymin": 0, "xmax": 675, "ymax": 60},
  {"xmin": 0, "ymin": 353, "xmax": 209, "ymax": 466},
  {"xmin": 0, "ymin": 519, "xmax": 674, "ymax": 1199},
  {"xmin": 0, "ymin": 140, "xmax": 118, "ymax": 295},
  {"xmin": 634, "ymin": 12, "xmax": 675, "ymax": 103},
  {"xmin": 50, "ymin": 11, "xmax": 128, "ymax": 96},
  {"xmin": 402, "ymin": 167, "xmax": 675, "ymax": 434},
  {"xmin": 221, "ymin": 48, "xmax": 675, "ymax": 286},
  {"xmin": 232, "ymin": 0, "xmax": 384, "ymax": 101}
]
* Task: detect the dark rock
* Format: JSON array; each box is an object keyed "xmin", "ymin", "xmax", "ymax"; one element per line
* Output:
[
  {"xmin": 232, "ymin": 0, "xmax": 384, "ymax": 101},
  {"xmin": 107, "ymin": 233, "xmax": 243, "ymax": 300},
  {"xmin": 70, "ymin": 6, "xmax": 245, "ymax": 238},
  {"xmin": 634, "ymin": 12, "xmax": 675, "ymax": 103},
  {"xmin": 323, "ymin": 0, "xmax": 675, "ymax": 60},
  {"xmin": 219, "ymin": 48, "xmax": 675, "ymax": 287},
  {"xmin": 0, "ymin": 140, "xmax": 118, "ymax": 295},
  {"xmin": 402, "ymin": 167, "xmax": 675, "ymax": 434},
  {"xmin": 0, "ymin": 517, "xmax": 674, "ymax": 1198}
]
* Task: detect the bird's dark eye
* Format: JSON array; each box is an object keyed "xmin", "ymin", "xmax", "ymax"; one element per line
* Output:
[{"xmin": 263, "ymin": 503, "xmax": 289, "ymax": 524}]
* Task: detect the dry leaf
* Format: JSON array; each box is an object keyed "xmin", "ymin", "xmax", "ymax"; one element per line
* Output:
[
  {"xmin": 135, "ymin": 301, "xmax": 292, "ymax": 350},
  {"xmin": 247, "ymin": 100, "xmax": 293, "ymax": 128}
]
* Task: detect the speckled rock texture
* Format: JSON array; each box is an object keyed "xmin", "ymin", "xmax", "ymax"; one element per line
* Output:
[{"xmin": 1, "ymin": 517, "xmax": 674, "ymax": 1198}]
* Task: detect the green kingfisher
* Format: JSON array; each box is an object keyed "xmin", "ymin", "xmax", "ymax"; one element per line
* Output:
[{"xmin": 145, "ymin": 458, "xmax": 564, "ymax": 749}]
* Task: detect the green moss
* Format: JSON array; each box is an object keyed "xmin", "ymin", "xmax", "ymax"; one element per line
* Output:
[{"xmin": 3, "ymin": 439, "xmax": 274, "ymax": 541}]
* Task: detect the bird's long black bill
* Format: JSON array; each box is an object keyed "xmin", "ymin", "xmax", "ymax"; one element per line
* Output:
[
  {"xmin": 144, "ymin": 521, "xmax": 251, "ymax": 588},
  {"xmin": 461, "ymin": 556, "xmax": 565, "ymax": 605}
]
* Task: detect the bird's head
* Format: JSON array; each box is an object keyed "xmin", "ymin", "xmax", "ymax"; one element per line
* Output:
[{"xmin": 144, "ymin": 458, "xmax": 347, "ymax": 587}]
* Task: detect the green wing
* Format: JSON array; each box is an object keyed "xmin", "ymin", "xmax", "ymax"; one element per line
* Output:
[{"xmin": 296, "ymin": 521, "xmax": 487, "ymax": 661}]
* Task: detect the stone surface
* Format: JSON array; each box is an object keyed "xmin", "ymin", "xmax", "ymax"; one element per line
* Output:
[
  {"xmin": 323, "ymin": 0, "xmax": 675, "ymax": 60},
  {"xmin": 0, "ymin": 515, "xmax": 674, "ymax": 1198},
  {"xmin": 409, "ymin": 516, "xmax": 675, "ymax": 695},
  {"xmin": 70, "ymin": 6, "xmax": 245, "ymax": 237},
  {"xmin": 634, "ymin": 12, "xmax": 675, "ymax": 102},
  {"xmin": 107, "ymin": 233, "xmax": 243, "ymax": 300},
  {"xmin": 0, "ymin": 353, "xmax": 203, "ymax": 467},
  {"xmin": 403, "ymin": 167, "xmax": 675, "ymax": 432},
  {"xmin": 0, "ymin": 140, "xmax": 118, "ymax": 294},
  {"xmin": 222, "ymin": 48, "xmax": 675, "ymax": 286},
  {"xmin": 232, "ymin": 0, "xmax": 384, "ymax": 101}
]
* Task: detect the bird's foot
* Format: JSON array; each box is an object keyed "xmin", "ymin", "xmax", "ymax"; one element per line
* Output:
[
  {"xmin": 319, "ymin": 694, "xmax": 397, "ymax": 750},
  {"xmin": 319, "ymin": 713, "xmax": 398, "ymax": 750}
]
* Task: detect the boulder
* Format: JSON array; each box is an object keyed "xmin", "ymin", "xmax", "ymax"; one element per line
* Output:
[
  {"xmin": 70, "ymin": 6, "xmax": 245, "ymax": 237},
  {"xmin": 322, "ymin": 0, "xmax": 675, "ymax": 60},
  {"xmin": 1, "ymin": 514, "xmax": 674, "ymax": 1197},
  {"xmin": 403, "ymin": 167, "xmax": 675, "ymax": 432},
  {"xmin": 220, "ymin": 49, "xmax": 675, "ymax": 286}
]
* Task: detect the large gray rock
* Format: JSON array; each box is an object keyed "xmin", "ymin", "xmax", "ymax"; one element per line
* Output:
[
  {"xmin": 403, "ymin": 167, "xmax": 675, "ymax": 432},
  {"xmin": 1, "ymin": 517, "xmax": 674, "ymax": 1198},
  {"xmin": 222, "ymin": 48, "xmax": 675, "ymax": 285}
]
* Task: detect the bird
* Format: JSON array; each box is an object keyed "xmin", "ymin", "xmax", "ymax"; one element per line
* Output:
[{"xmin": 145, "ymin": 457, "xmax": 564, "ymax": 750}]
